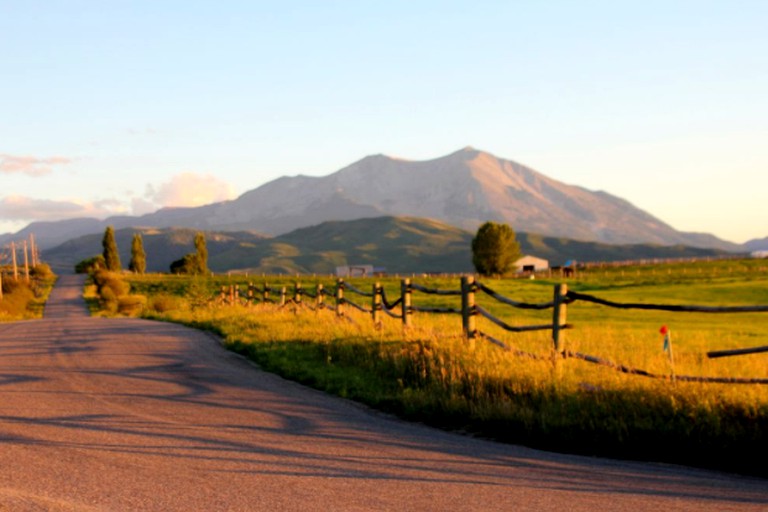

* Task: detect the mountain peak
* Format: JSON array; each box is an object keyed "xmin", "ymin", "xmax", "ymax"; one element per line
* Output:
[{"xmin": 12, "ymin": 147, "xmax": 743, "ymax": 252}]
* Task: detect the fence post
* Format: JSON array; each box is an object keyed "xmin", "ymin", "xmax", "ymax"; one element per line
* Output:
[
  {"xmin": 401, "ymin": 278, "xmax": 412, "ymax": 328},
  {"xmin": 220, "ymin": 285, "xmax": 227, "ymax": 303},
  {"xmin": 372, "ymin": 282, "xmax": 382, "ymax": 328},
  {"xmin": 461, "ymin": 276, "xmax": 477, "ymax": 347},
  {"xmin": 316, "ymin": 283, "xmax": 324, "ymax": 309},
  {"xmin": 336, "ymin": 279, "xmax": 345, "ymax": 317},
  {"xmin": 552, "ymin": 283, "xmax": 568, "ymax": 353},
  {"xmin": 247, "ymin": 282, "xmax": 254, "ymax": 305},
  {"xmin": 263, "ymin": 283, "xmax": 270, "ymax": 303},
  {"xmin": 294, "ymin": 282, "xmax": 302, "ymax": 305},
  {"xmin": 280, "ymin": 286, "xmax": 287, "ymax": 306}
]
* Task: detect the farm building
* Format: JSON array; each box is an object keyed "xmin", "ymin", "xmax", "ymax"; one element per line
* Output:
[
  {"xmin": 335, "ymin": 265, "xmax": 376, "ymax": 277},
  {"xmin": 515, "ymin": 255, "xmax": 549, "ymax": 273}
]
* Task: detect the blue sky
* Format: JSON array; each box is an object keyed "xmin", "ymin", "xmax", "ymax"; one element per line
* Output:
[{"xmin": 1, "ymin": 1, "xmax": 766, "ymax": 243}]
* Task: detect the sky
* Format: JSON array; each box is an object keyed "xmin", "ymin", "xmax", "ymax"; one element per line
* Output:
[{"xmin": 1, "ymin": 1, "xmax": 766, "ymax": 244}]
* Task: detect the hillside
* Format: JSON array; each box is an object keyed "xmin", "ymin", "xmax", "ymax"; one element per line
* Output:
[
  {"xmin": 43, "ymin": 217, "xmax": 736, "ymax": 275},
  {"xmin": 43, "ymin": 227, "xmax": 268, "ymax": 274},
  {"xmin": 745, "ymin": 237, "xmax": 768, "ymax": 252},
  {"xmin": 4, "ymin": 148, "xmax": 745, "ymax": 251}
]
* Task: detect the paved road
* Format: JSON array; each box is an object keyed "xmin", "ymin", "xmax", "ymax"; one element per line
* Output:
[{"xmin": 0, "ymin": 275, "xmax": 765, "ymax": 511}]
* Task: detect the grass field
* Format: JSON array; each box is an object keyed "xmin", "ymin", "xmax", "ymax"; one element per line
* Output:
[
  {"xmin": 109, "ymin": 258, "xmax": 767, "ymax": 475},
  {"xmin": 0, "ymin": 265, "xmax": 57, "ymax": 322}
]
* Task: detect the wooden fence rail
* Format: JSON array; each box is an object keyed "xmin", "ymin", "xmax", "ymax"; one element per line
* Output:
[{"xmin": 215, "ymin": 277, "xmax": 768, "ymax": 384}]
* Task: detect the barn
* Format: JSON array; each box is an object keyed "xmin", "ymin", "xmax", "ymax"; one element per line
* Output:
[{"xmin": 515, "ymin": 255, "xmax": 549, "ymax": 273}]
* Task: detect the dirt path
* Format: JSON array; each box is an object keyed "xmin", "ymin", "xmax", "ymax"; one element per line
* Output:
[{"xmin": 0, "ymin": 276, "xmax": 764, "ymax": 511}]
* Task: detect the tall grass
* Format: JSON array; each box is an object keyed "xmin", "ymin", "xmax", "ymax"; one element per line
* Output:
[
  {"xmin": 122, "ymin": 261, "xmax": 768, "ymax": 475},
  {"xmin": 0, "ymin": 265, "xmax": 57, "ymax": 321}
]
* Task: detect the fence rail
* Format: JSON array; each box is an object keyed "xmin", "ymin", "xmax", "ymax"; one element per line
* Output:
[{"xmin": 215, "ymin": 277, "xmax": 768, "ymax": 385}]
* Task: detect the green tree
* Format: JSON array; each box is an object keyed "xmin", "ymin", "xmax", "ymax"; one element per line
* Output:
[
  {"xmin": 471, "ymin": 221, "xmax": 521, "ymax": 276},
  {"xmin": 170, "ymin": 254, "xmax": 200, "ymax": 275},
  {"xmin": 129, "ymin": 233, "xmax": 147, "ymax": 274},
  {"xmin": 102, "ymin": 226, "xmax": 121, "ymax": 272},
  {"xmin": 194, "ymin": 231, "xmax": 208, "ymax": 275},
  {"xmin": 169, "ymin": 232, "xmax": 209, "ymax": 275},
  {"xmin": 75, "ymin": 255, "xmax": 105, "ymax": 274}
]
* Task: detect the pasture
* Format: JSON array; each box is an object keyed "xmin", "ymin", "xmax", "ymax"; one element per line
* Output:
[{"xmin": 111, "ymin": 258, "xmax": 768, "ymax": 475}]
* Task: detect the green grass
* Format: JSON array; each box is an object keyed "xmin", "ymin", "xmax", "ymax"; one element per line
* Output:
[{"xmin": 115, "ymin": 259, "xmax": 768, "ymax": 475}]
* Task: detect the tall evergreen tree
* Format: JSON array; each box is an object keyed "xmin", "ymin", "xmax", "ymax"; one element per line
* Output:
[
  {"xmin": 102, "ymin": 226, "xmax": 121, "ymax": 272},
  {"xmin": 471, "ymin": 221, "xmax": 521, "ymax": 276},
  {"xmin": 194, "ymin": 232, "xmax": 208, "ymax": 275},
  {"xmin": 129, "ymin": 233, "xmax": 146, "ymax": 274}
]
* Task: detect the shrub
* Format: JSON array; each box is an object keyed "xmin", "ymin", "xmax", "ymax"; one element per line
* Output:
[
  {"xmin": 75, "ymin": 255, "xmax": 105, "ymax": 274},
  {"xmin": 30, "ymin": 263, "xmax": 55, "ymax": 279},
  {"xmin": 118, "ymin": 294, "xmax": 147, "ymax": 316},
  {"xmin": 148, "ymin": 294, "xmax": 185, "ymax": 313},
  {"xmin": 92, "ymin": 270, "xmax": 130, "ymax": 315},
  {"xmin": 0, "ymin": 279, "xmax": 35, "ymax": 317},
  {"xmin": 170, "ymin": 254, "xmax": 201, "ymax": 275}
]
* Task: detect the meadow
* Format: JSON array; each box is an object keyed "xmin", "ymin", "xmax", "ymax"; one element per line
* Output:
[
  {"xmin": 102, "ymin": 258, "xmax": 768, "ymax": 475},
  {"xmin": 0, "ymin": 264, "xmax": 57, "ymax": 321}
]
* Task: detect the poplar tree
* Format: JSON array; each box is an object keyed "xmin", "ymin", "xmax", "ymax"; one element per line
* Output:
[
  {"xmin": 129, "ymin": 233, "xmax": 147, "ymax": 274},
  {"xmin": 194, "ymin": 232, "xmax": 208, "ymax": 275},
  {"xmin": 102, "ymin": 226, "xmax": 121, "ymax": 272}
]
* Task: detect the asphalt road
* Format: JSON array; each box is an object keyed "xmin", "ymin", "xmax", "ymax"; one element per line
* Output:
[{"xmin": 0, "ymin": 275, "xmax": 765, "ymax": 511}]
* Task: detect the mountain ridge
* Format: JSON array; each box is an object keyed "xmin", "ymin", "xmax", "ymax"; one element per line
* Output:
[
  {"xmin": 41, "ymin": 216, "xmax": 737, "ymax": 275},
  {"xmin": 2, "ymin": 147, "xmax": 747, "ymax": 251}
]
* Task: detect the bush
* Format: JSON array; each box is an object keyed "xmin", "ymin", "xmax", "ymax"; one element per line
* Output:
[
  {"xmin": 118, "ymin": 294, "xmax": 147, "ymax": 316},
  {"xmin": 30, "ymin": 263, "xmax": 55, "ymax": 279},
  {"xmin": 170, "ymin": 253, "xmax": 201, "ymax": 275},
  {"xmin": 93, "ymin": 270, "xmax": 130, "ymax": 298},
  {"xmin": 148, "ymin": 294, "xmax": 185, "ymax": 313},
  {"xmin": 91, "ymin": 270, "xmax": 131, "ymax": 314},
  {"xmin": 0, "ymin": 279, "xmax": 35, "ymax": 317},
  {"xmin": 75, "ymin": 255, "xmax": 105, "ymax": 274}
]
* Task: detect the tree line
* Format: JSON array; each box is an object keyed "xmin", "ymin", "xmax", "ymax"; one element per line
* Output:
[
  {"xmin": 75, "ymin": 227, "xmax": 210, "ymax": 275},
  {"xmin": 76, "ymin": 221, "xmax": 522, "ymax": 277}
]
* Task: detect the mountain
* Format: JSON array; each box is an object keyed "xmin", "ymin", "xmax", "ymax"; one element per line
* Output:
[
  {"xmin": 745, "ymin": 237, "xmax": 768, "ymax": 253},
  {"xmin": 190, "ymin": 147, "xmax": 741, "ymax": 250},
  {"xmin": 6, "ymin": 147, "xmax": 744, "ymax": 251},
  {"xmin": 42, "ymin": 217, "xmax": 736, "ymax": 276}
]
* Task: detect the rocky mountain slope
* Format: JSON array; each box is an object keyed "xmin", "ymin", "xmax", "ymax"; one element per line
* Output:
[{"xmin": 4, "ymin": 147, "xmax": 743, "ymax": 251}]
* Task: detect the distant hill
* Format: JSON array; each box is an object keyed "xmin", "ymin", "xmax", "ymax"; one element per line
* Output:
[
  {"xmin": 745, "ymin": 237, "xmax": 768, "ymax": 252},
  {"xmin": 43, "ymin": 227, "xmax": 268, "ymax": 275},
  {"xmin": 43, "ymin": 217, "xmax": 737, "ymax": 275},
  {"xmin": 2, "ymin": 147, "xmax": 745, "ymax": 251}
]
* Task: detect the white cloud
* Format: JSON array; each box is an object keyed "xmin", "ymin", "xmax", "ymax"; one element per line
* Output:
[
  {"xmin": 142, "ymin": 172, "xmax": 235, "ymax": 210},
  {"xmin": 0, "ymin": 195, "xmax": 121, "ymax": 221},
  {"xmin": 0, "ymin": 173, "xmax": 235, "ymax": 229},
  {"xmin": 0, "ymin": 154, "xmax": 72, "ymax": 176},
  {"xmin": 131, "ymin": 197, "xmax": 158, "ymax": 216}
]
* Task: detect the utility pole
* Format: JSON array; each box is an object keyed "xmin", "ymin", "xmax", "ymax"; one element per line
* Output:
[
  {"xmin": 23, "ymin": 241, "xmax": 30, "ymax": 282},
  {"xmin": 30, "ymin": 234, "xmax": 38, "ymax": 267},
  {"xmin": 11, "ymin": 242, "xmax": 18, "ymax": 280}
]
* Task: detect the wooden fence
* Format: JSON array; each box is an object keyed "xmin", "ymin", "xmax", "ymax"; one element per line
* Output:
[{"xmin": 217, "ymin": 278, "xmax": 768, "ymax": 385}]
